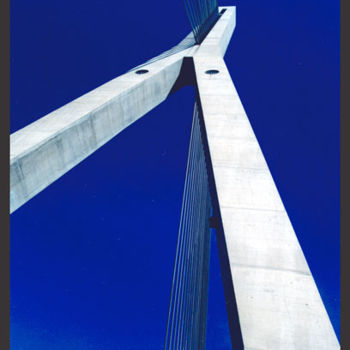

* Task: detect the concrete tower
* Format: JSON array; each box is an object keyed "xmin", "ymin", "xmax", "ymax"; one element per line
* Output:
[{"xmin": 10, "ymin": 4, "xmax": 339, "ymax": 350}]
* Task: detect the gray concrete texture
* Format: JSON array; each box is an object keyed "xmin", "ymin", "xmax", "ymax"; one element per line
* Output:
[
  {"xmin": 10, "ymin": 6, "xmax": 339, "ymax": 350},
  {"xmin": 193, "ymin": 8, "xmax": 339, "ymax": 349},
  {"xmin": 10, "ymin": 47, "xmax": 193, "ymax": 213}
]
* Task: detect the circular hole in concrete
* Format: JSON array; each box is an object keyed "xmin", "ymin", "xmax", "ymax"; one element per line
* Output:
[
  {"xmin": 205, "ymin": 69, "xmax": 220, "ymax": 75},
  {"xmin": 135, "ymin": 69, "xmax": 149, "ymax": 75}
]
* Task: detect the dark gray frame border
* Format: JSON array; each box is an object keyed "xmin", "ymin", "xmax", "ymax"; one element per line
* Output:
[
  {"xmin": 1, "ymin": 1, "xmax": 346, "ymax": 349},
  {"xmin": 0, "ymin": 0, "xmax": 10, "ymax": 347}
]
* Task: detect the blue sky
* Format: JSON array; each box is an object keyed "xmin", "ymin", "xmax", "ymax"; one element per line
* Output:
[{"xmin": 10, "ymin": 0, "xmax": 340, "ymax": 348}]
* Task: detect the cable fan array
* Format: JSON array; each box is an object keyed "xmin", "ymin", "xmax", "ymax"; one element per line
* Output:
[
  {"xmin": 183, "ymin": 0, "xmax": 219, "ymax": 43},
  {"xmin": 164, "ymin": 103, "xmax": 212, "ymax": 350}
]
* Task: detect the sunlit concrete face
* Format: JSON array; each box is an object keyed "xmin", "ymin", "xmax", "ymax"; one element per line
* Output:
[
  {"xmin": 10, "ymin": 6, "xmax": 339, "ymax": 350},
  {"xmin": 194, "ymin": 55, "xmax": 339, "ymax": 350},
  {"xmin": 10, "ymin": 47, "xmax": 193, "ymax": 213},
  {"xmin": 192, "ymin": 9, "xmax": 339, "ymax": 348}
]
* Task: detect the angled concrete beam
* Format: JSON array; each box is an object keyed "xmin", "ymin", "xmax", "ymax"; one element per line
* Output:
[
  {"xmin": 193, "ymin": 33, "xmax": 339, "ymax": 350},
  {"xmin": 10, "ymin": 45, "xmax": 193, "ymax": 213},
  {"xmin": 10, "ymin": 6, "xmax": 235, "ymax": 214}
]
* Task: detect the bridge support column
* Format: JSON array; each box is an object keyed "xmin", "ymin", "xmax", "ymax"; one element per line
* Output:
[{"xmin": 193, "ymin": 54, "xmax": 339, "ymax": 350}]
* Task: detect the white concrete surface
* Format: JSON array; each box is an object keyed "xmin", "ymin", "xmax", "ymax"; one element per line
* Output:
[
  {"xmin": 193, "ymin": 52, "xmax": 339, "ymax": 349},
  {"xmin": 10, "ymin": 46, "xmax": 193, "ymax": 213},
  {"xmin": 194, "ymin": 6, "xmax": 236, "ymax": 57}
]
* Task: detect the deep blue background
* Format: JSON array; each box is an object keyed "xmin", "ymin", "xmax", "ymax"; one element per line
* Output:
[{"xmin": 10, "ymin": 0, "xmax": 340, "ymax": 348}]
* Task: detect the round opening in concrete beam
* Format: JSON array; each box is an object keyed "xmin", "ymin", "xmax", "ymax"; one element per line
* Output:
[
  {"xmin": 135, "ymin": 69, "xmax": 149, "ymax": 75},
  {"xmin": 205, "ymin": 69, "xmax": 219, "ymax": 75}
]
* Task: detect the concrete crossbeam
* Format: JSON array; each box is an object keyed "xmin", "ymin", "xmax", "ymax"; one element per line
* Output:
[{"xmin": 10, "ymin": 48, "xmax": 193, "ymax": 213}]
